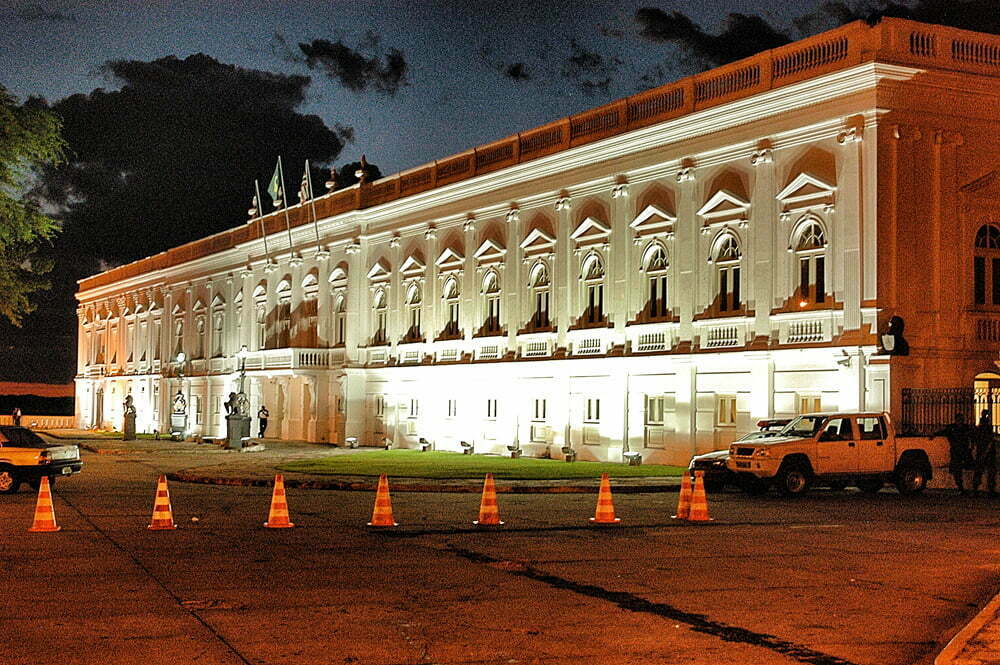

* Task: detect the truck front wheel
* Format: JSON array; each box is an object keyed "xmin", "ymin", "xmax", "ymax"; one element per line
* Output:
[
  {"xmin": 895, "ymin": 462, "xmax": 929, "ymax": 495},
  {"xmin": 0, "ymin": 467, "xmax": 20, "ymax": 494},
  {"xmin": 777, "ymin": 463, "xmax": 811, "ymax": 496}
]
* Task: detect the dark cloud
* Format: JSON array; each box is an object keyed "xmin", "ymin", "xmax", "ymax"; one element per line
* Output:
[
  {"xmin": 15, "ymin": 4, "xmax": 76, "ymax": 22},
  {"xmin": 795, "ymin": 0, "xmax": 1000, "ymax": 36},
  {"xmin": 636, "ymin": 8, "xmax": 791, "ymax": 66},
  {"xmin": 478, "ymin": 45, "xmax": 533, "ymax": 83},
  {"xmin": 503, "ymin": 62, "xmax": 531, "ymax": 81},
  {"xmin": 561, "ymin": 39, "xmax": 620, "ymax": 96},
  {"xmin": 277, "ymin": 30, "xmax": 408, "ymax": 95}
]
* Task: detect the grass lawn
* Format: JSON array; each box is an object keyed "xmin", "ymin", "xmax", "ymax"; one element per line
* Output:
[{"xmin": 278, "ymin": 450, "xmax": 686, "ymax": 480}]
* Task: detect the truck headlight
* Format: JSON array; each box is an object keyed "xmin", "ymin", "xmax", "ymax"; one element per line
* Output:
[{"xmin": 752, "ymin": 448, "xmax": 771, "ymax": 458}]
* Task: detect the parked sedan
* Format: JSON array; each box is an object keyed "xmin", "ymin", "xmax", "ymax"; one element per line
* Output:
[
  {"xmin": 688, "ymin": 424, "xmax": 789, "ymax": 491},
  {"xmin": 0, "ymin": 426, "xmax": 82, "ymax": 494}
]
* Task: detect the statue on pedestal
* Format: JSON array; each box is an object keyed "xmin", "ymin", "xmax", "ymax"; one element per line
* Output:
[{"xmin": 122, "ymin": 395, "xmax": 137, "ymax": 441}]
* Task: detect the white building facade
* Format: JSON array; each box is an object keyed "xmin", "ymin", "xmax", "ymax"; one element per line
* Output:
[{"xmin": 75, "ymin": 20, "xmax": 1000, "ymax": 465}]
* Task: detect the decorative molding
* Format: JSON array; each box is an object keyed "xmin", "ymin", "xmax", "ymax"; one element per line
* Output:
[
  {"xmin": 463, "ymin": 217, "xmax": 476, "ymax": 232},
  {"xmin": 892, "ymin": 124, "xmax": 922, "ymax": 142},
  {"xmin": 675, "ymin": 167, "xmax": 695, "ymax": 183},
  {"xmin": 611, "ymin": 183, "xmax": 629, "ymax": 199},
  {"xmin": 389, "ymin": 234, "xmax": 401, "ymax": 249},
  {"xmin": 933, "ymin": 129, "xmax": 964, "ymax": 147},
  {"xmin": 555, "ymin": 196, "xmax": 571, "ymax": 211},
  {"xmin": 749, "ymin": 148, "xmax": 772, "ymax": 166},
  {"xmin": 505, "ymin": 208, "xmax": 520, "ymax": 224},
  {"xmin": 424, "ymin": 225, "xmax": 437, "ymax": 240},
  {"xmin": 345, "ymin": 241, "xmax": 361, "ymax": 255},
  {"xmin": 837, "ymin": 127, "xmax": 862, "ymax": 144}
]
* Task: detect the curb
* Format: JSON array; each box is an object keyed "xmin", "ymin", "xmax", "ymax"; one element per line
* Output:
[
  {"xmin": 935, "ymin": 589, "xmax": 1000, "ymax": 665},
  {"xmin": 166, "ymin": 471, "xmax": 684, "ymax": 494}
]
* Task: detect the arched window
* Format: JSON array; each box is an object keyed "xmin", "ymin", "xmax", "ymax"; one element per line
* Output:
[
  {"xmin": 529, "ymin": 261, "xmax": 551, "ymax": 329},
  {"xmin": 581, "ymin": 253, "xmax": 605, "ymax": 324},
  {"xmin": 173, "ymin": 319, "xmax": 184, "ymax": 357},
  {"xmin": 212, "ymin": 312, "xmax": 224, "ymax": 357},
  {"xmin": 442, "ymin": 276, "xmax": 461, "ymax": 337},
  {"xmin": 333, "ymin": 293, "xmax": 347, "ymax": 346},
  {"xmin": 194, "ymin": 316, "xmax": 206, "ymax": 359},
  {"xmin": 974, "ymin": 224, "xmax": 1000, "ymax": 306},
  {"xmin": 482, "ymin": 271, "xmax": 502, "ymax": 333},
  {"xmin": 275, "ymin": 278, "xmax": 292, "ymax": 348},
  {"xmin": 300, "ymin": 273, "xmax": 319, "ymax": 347},
  {"xmin": 713, "ymin": 234, "xmax": 742, "ymax": 312},
  {"xmin": 794, "ymin": 220, "xmax": 827, "ymax": 305},
  {"xmin": 253, "ymin": 284, "xmax": 267, "ymax": 349},
  {"xmin": 404, "ymin": 283, "xmax": 422, "ymax": 341},
  {"xmin": 372, "ymin": 288, "xmax": 388, "ymax": 345},
  {"xmin": 642, "ymin": 244, "xmax": 669, "ymax": 319}
]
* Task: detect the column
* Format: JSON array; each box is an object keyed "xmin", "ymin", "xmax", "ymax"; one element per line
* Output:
[
  {"xmin": 610, "ymin": 184, "xmax": 629, "ymax": 336},
  {"xmin": 675, "ymin": 167, "xmax": 698, "ymax": 344},
  {"xmin": 750, "ymin": 146, "xmax": 775, "ymax": 340},
  {"xmin": 837, "ymin": 125, "xmax": 864, "ymax": 334},
  {"xmin": 462, "ymin": 218, "xmax": 477, "ymax": 341},
  {"xmin": 505, "ymin": 209, "xmax": 521, "ymax": 350},
  {"xmin": 425, "ymin": 226, "xmax": 439, "ymax": 341},
  {"xmin": 554, "ymin": 196, "xmax": 571, "ymax": 348},
  {"xmin": 389, "ymin": 236, "xmax": 402, "ymax": 349},
  {"xmin": 345, "ymin": 236, "xmax": 367, "ymax": 356},
  {"xmin": 316, "ymin": 251, "xmax": 332, "ymax": 347}
]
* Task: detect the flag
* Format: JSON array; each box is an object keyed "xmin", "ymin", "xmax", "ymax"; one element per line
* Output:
[
  {"xmin": 299, "ymin": 159, "xmax": 312, "ymax": 203},
  {"xmin": 267, "ymin": 158, "xmax": 282, "ymax": 208}
]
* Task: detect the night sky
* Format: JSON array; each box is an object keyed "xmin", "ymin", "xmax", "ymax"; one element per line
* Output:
[{"xmin": 0, "ymin": 0, "xmax": 849, "ymax": 384}]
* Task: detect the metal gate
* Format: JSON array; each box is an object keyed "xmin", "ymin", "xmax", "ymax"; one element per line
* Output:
[{"xmin": 901, "ymin": 387, "xmax": 1000, "ymax": 435}]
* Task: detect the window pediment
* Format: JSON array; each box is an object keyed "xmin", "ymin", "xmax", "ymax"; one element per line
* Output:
[
  {"xmin": 776, "ymin": 173, "xmax": 835, "ymax": 213},
  {"xmin": 400, "ymin": 254, "xmax": 426, "ymax": 277},
  {"xmin": 473, "ymin": 239, "xmax": 506, "ymax": 265},
  {"xmin": 630, "ymin": 204, "xmax": 676, "ymax": 237},
  {"xmin": 520, "ymin": 228, "xmax": 556, "ymax": 254},
  {"xmin": 435, "ymin": 247, "xmax": 465, "ymax": 272},
  {"xmin": 697, "ymin": 190, "xmax": 750, "ymax": 223},
  {"xmin": 171, "ymin": 303, "xmax": 185, "ymax": 316},
  {"xmin": 367, "ymin": 258, "xmax": 391, "ymax": 281},
  {"xmin": 570, "ymin": 216, "xmax": 611, "ymax": 246}
]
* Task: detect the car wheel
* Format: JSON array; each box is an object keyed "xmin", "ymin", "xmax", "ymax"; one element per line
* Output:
[
  {"xmin": 0, "ymin": 467, "xmax": 20, "ymax": 494},
  {"xmin": 777, "ymin": 464, "xmax": 811, "ymax": 496},
  {"xmin": 858, "ymin": 478, "xmax": 883, "ymax": 494},
  {"xmin": 895, "ymin": 462, "xmax": 929, "ymax": 496}
]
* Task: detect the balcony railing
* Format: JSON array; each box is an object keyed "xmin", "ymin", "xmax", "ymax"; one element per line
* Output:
[{"xmin": 241, "ymin": 347, "xmax": 343, "ymax": 371}]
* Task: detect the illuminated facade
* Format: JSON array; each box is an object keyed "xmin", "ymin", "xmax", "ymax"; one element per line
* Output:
[{"xmin": 75, "ymin": 19, "xmax": 1000, "ymax": 464}]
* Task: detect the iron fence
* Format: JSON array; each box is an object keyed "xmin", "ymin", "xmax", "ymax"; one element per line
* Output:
[{"xmin": 901, "ymin": 387, "xmax": 1000, "ymax": 435}]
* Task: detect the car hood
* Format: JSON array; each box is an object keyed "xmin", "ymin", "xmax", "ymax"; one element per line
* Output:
[{"xmin": 743, "ymin": 435, "xmax": 807, "ymax": 446}]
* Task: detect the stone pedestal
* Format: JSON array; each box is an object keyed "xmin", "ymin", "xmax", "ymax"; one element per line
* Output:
[
  {"xmin": 226, "ymin": 414, "xmax": 251, "ymax": 450},
  {"xmin": 170, "ymin": 413, "xmax": 187, "ymax": 438},
  {"xmin": 122, "ymin": 413, "xmax": 136, "ymax": 441}
]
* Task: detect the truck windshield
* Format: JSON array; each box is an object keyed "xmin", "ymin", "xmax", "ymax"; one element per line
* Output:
[{"xmin": 780, "ymin": 416, "xmax": 826, "ymax": 438}]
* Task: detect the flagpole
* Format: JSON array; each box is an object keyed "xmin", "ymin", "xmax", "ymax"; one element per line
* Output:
[
  {"xmin": 254, "ymin": 179, "xmax": 270, "ymax": 264},
  {"xmin": 305, "ymin": 159, "xmax": 321, "ymax": 252},
  {"xmin": 278, "ymin": 155, "xmax": 295, "ymax": 257}
]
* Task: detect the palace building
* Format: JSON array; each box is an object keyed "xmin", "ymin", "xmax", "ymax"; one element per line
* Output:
[{"xmin": 74, "ymin": 19, "xmax": 1000, "ymax": 465}]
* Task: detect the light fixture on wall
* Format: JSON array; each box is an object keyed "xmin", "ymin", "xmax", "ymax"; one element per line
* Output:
[{"xmin": 836, "ymin": 350, "xmax": 852, "ymax": 368}]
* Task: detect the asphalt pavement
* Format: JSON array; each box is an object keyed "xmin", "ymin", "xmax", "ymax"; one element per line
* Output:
[{"xmin": 3, "ymin": 441, "xmax": 1000, "ymax": 665}]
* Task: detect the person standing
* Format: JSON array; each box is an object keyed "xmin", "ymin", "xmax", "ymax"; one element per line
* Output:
[
  {"xmin": 257, "ymin": 405, "xmax": 269, "ymax": 438},
  {"xmin": 973, "ymin": 409, "xmax": 997, "ymax": 497},
  {"xmin": 934, "ymin": 413, "xmax": 974, "ymax": 495},
  {"xmin": 11, "ymin": 407, "xmax": 21, "ymax": 426}
]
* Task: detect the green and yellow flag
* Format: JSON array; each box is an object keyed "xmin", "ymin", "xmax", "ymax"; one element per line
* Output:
[{"xmin": 267, "ymin": 158, "xmax": 282, "ymax": 208}]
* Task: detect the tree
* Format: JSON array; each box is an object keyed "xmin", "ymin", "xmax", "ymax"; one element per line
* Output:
[{"xmin": 0, "ymin": 85, "xmax": 65, "ymax": 325}]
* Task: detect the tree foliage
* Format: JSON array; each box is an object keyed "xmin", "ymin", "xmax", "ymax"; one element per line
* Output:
[{"xmin": 0, "ymin": 85, "xmax": 65, "ymax": 325}]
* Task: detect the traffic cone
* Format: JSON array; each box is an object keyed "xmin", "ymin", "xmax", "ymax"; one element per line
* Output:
[
  {"xmin": 672, "ymin": 472, "xmax": 692, "ymax": 520},
  {"xmin": 589, "ymin": 473, "xmax": 621, "ymax": 525},
  {"xmin": 473, "ymin": 473, "xmax": 504, "ymax": 527},
  {"xmin": 264, "ymin": 474, "xmax": 295, "ymax": 528},
  {"xmin": 147, "ymin": 475, "xmax": 177, "ymax": 530},
  {"xmin": 28, "ymin": 476, "xmax": 60, "ymax": 533},
  {"xmin": 687, "ymin": 471, "xmax": 713, "ymax": 522},
  {"xmin": 368, "ymin": 474, "xmax": 398, "ymax": 527}
]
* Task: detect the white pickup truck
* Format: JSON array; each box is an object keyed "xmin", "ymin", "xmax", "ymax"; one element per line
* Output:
[{"xmin": 726, "ymin": 412, "xmax": 950, "ymax": 496}]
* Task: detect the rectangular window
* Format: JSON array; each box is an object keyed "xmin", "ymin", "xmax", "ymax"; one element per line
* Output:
[
  {"xmin": 648, "ymin": 276, "xmax": 668, "ymax": 318},
  {"xmin": 409, "ymin": 398, "xmax": 419, "ymax": 419},
  {"xmin": 534, "ymin": 291, "xmax": 550, "ymax": 327},
  {"xmin": 586, "ymin": 284, "xmax": 604, "ymax": 322},
  {"xmin": 486, "ymin": 296, "xmax": 501, "ymax": 331},
  {"xmin": 857, "ymin": 416, "xmax": 885, "ymax": 440},
  {"xmin": 719, "ymin": 270, "xmax": 729, "ymax": 312},
  {"xmin": 213, "ymin": 396, "xmax": 221, "ymax": 415},
  {"xmin": 993, "ymin": 258, "xmax": 1000, "ymax": 306},
  {"xmin": 798, "ymin": 395, "xmax": 822, "ymax": 414},
  {"xmin": 731, "ymin": 266, "xmax": 741, "ymax": 310},
  {"xmin": 800, "ymin": 257, "xmax": 810, "ymax": 301},
  {"xmin": 815, "ymin": 256, "xmax": 826, "ymax": 303},
  {"xmin": 337, "ymin": 315, "xmax": 346, "ymax": 345},
  {"xmin": 716, "ymin": 395, "xmax": 737, "ymax": 426},
  {"xmin": 584, "ymin": 398, "xmax": 601, "ymax": 423},
  {"xmin": 533, "ymin": 398, "xmax": 547, "ymax": 421},
  {"xmin": 975, "ymin": 256, "xmax": 986, "ymax": 305},
  {"xmin": 194, "ymin": 395, "xmax": 203, "ymax": 425},
  {"xmin": 447, "ymin": 399, "xmax": 458, "ymax": 418},
  {"xmin": 486, "ymin": 399, "xmax": 498, "ymax": 419},
  {"xmin": 645, "ymin": 395, "xmax": 665, "ymax": 426},
  {"xmin": 375, "ymin": 395, "xmax": 385, "ymax": 417}
]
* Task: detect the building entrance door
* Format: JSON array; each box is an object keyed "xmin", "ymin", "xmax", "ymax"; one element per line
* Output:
[{"xmin": 93, "ymin": 389, "xmax": 104, "ymax": 429}]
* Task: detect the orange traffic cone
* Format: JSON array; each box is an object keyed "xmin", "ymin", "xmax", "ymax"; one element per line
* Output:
[
  {"xmin": 368, "ymin": 474, "xmax": 398, "ymax": 527},
  {"xmin": 264, "ymin": 474, "xmax": 295, "ymax": 528},
  {"xmin": 148, "ymin": 475, "xmax": 177, "ymax": 530},
  {"xmin": 589, "ymin": 473, "xmax": 621, "ymax": 525},
  {"xmin": 474, "ymin": 473, "xmax": 504, "ymax": 527},
  {"xmin": 687, "ymin": 471, "xmax": 713, "ymax": 522},
  {"xmin": 28, "ymin": 476, "xmax": 60, "ymax": 533},
  {"xmin": 672, "ymin": 472, "xmax": 692, "ymax": 520}
]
